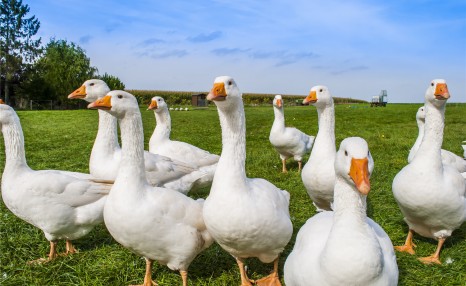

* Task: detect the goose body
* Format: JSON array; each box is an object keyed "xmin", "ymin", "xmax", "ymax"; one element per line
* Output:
[
  {"xmin": 148, "ymin": 96, "xmax": 218, "ymax": 186},
  {"xmin": 301, "ymin": 86, "xmax": 336, "ymax": 211},
  {"xmin": 285, "ymin": 137, "xmax": 398, "ymax": 286},
  {"xmin": 203, "ymin": 76, "xmax": 292, "ymax": 286},
  {"xmin": 269, "ymin": 95, "xmax": 314, "ymax": 173},
  {"xmin": 88, "ymin": 91, "xmax": 213, "ymax": 286},
  {"xmin": 408, "ymin": 105, "xmax": 466, "ymax": 172},
  {"xmin": 0, "ymin": 104, "xmax": 111, "ymax": 262},
  {"xmin": 393, "ymin": 79, "xmax": 466, "ymax": 264},
  {"xmin": 69, "ymin": 79, "xmax": 209, "ymax": 194}
]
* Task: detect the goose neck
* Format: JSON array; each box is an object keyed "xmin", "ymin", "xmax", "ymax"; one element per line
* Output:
[
  {"xmin": 115, "ymin": 111, "xmax": 147, "ymax": 188},
  {"xmin": 414, "ymin": 102, "xmax": 444, "ymax": 166},
  {"xmin": 216, "ymin": 102, "xmax": 247, "ymax": 181},
  {"xmin": 332, "ymin": 176, "xmax": 367, "ymax": 223},
  {"xmin": 153, "ymin": 110, "xmax": 171, "ymax": 140},
  {"xmin": 272, "ymin": 106, "xmax": 285, "ymax": 130},
  {"xmin": 1, "ymin": 116, "xmax": 28, "ymax": 170},
  {"xmin": 94, "ymin": 110, "xmax": 120, "ymax": 151}
]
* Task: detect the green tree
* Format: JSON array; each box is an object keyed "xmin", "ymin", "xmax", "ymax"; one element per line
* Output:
[
  {"xmin": 0, "ymin": 0, "xmax": 42, "ymax": 105},
  {"xmin": 98, "ymin": 72, "xmax": 125, "ymax": 90},
  {"xmin": 36, "ymin": 38, "xmax": 97, "ymax": 106}
]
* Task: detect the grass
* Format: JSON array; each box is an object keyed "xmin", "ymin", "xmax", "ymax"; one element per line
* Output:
[{"xmin": 0, "ymin": 102, "xmax": 465, "ymax": 285}]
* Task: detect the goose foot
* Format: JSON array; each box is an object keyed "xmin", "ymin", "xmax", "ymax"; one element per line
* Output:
[
  {"xmin": 255, "ymin": 273, "xmax": 281, "ymax": 286},
  {"xmin": 281, "ymin": 160, "xmax": 288, "ymax": 173},
  {"xmin": 418, "ymin": 255, "xmax": 441, "ymax": 265},
  {"xmin": 27, "ymin": 241, "xmax": 58, "ymax": 264},
  {"xmin": 236, "ymin": 257, "xmax": 254, "ymax": 286},
  {"xmin": 255, "ymin": 257, "xmax": 282, "ymax": 286},
  {"xmin": 418, "ymin": 238, "xmax": 445, "ymax": 265},
  {"xmin": 130, "ymin": 258, "xmax": 158, "ymax": 286},
  {"xmin": 395, "ymin": 229, "xmax": 416, "ymax": 255},
  {"xmin": 64, "ymin": 240, "xmax": 77, "ymax": 255}
]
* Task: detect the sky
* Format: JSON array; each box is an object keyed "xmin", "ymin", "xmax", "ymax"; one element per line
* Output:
[{"xmin": 28, "ymin": 0, "xmax": 466, "ymax": 103}]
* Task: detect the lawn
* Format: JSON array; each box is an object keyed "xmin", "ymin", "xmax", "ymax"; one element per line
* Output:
[{"xmin": 0, "ymin": 102, "xmax": 465, "ymax": 285}]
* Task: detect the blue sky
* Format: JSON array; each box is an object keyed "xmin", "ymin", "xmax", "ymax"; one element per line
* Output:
[{"xmin": 29, "ymin": 0, "xmax": 465, "ymax": 103}]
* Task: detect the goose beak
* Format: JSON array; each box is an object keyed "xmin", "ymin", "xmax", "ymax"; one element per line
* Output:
[
  {"xmin": 434, "ymin": 83, "xmax": 450, "ymax": 100},
  {"xmin": 207, "ymin": 82, "xmax": 227, "ymax": 101},
  {"xmin": 349, "ymin": 158, "xmax": 370, "ymax": 195},
  {"xmin": 88, "ymin": 95, "xmax": 112, "ymax": 110},
  {"xmin": 68, "ymin": 85, "xmax": 86, "ymax": 99},
  {"xmin": 0, "ymin": 99, "xmax": 5, "ymax": 104},
  {"xmin": 303, "ymin": 90, "xmax": 317, "ymax": 105},
  {"xmin": 148, "ymin": 99, "xmax": 158, "ymax": 110},
  {"xmin": 276, "ymin": 99, "xmax": 282, "ymax": 107}
]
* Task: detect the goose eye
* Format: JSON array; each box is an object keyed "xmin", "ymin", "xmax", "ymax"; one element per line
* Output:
[
  {"xmin": 117, "ymin": 94, "xmax": 123, "ymax": 99},
  {"xmin": 319, "ymin": 89, "xmax": 323, "ymax": 92},
  {"xmin": 431, "ymin": 82, "xmax": 434, "ymax": 86},
  {"xmin": 90, "ymin": 83, "xmax": 95, "ymax": 86},
  {"xmin": 228, "ymin": 81, "xmax": 232, "ymax": 86},
  {"xmin": 344, "ymin": 151, "xmax": 348, "ymax": 156}
]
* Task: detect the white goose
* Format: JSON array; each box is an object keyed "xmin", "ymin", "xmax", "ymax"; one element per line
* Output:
[
  {"xmin": 269, "ymin": 94, "xmax": 314, "ymax": 173},
  {"xmin": 0, "ymin": 103, "xmax": 111, "ymax": 263},
  {"xmin": 68, "ymin": 79, "xmax": 210, "ymax": 194},
  {"xmin": 203, "ymin": 76, "xmax": 292, "ymax": 286},
  {"xmin": 148, "ymin": 96, "xmax": 219, "ymax": 169},
  {"xmin": 408, "ymin": 105, "xmax": 466, "ymax": 172},
  {"xmin": 392, "ymin": 79, "xmax": 466, "ymax": 264},
  {"xmin": 284, "ymin": 137, "xmax": 398, "ymax": 286},
  {"xmin": 88, "ymin": 91, "xmax": 213, "ymax": 286},
  {"xmin": 301, "ymin": 86, "xmax": 336, "ymax": 211}
]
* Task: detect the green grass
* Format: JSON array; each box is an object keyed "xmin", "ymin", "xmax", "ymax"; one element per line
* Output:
[{"xmin": 1, "ymin": 103, "xmax": 465, "ymax": 285}]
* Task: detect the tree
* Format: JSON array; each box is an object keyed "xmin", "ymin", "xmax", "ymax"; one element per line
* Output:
[
  {"xmin": 98, "ymin": 72, "xmax": 125, "ymax": 90},
  {"xmin": 36, "ymin": 38, "xmax": 97, "ymax": 106},
  {"xmin": 0, "ymin": 0, "xmax": 42, "ymax": 105}
]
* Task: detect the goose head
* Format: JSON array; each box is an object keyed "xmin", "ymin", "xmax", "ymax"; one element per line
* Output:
[
  {"xmin": 207, "ymin": 76, "xmax": 242, "ymax": 112},
  {"xmin": 87, "ymin": 90, "xmax": 139, "ymax": 119},
  {"xmin": 303, "ymin": 85, "xmax": 333, "ymax": 109},
  {"xmin": 147, "ymin": 96, "xmax": 168, "ymax": 113},
  {"xmin": 425, "ymin": 79, "xmax": 450, "ymax": 108},
  {"xmin": 416, "ymin": 106, "xmax": 426, "ymax": 124},
  {"xmin": 68, "ymin": 79, "xmax": 111, "ymax": 103},
  {"xmin": 335, "ymin": 137, "xmax": 374, "ymax": 195},
  {"xmin": 273, "ymin": 95, "xmax": 283, "ymax": 109},
  {"xmin": 0, "ymin": 103, "xmax": 18, "ymax": 127}
]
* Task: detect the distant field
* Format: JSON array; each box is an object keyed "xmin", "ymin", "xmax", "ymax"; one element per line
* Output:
[{"xmin": 0, "ymin": 103, "xmax": 465, "ymax": 285}]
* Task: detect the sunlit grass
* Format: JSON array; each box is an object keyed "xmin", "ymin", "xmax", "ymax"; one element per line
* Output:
[{"xmin": 0, "ymin": 103, "xmax": 465, "ymax": 285}]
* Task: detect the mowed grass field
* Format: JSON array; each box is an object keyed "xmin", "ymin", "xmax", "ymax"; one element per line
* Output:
[{"xmin": 0, "ymin": 102, "xmax": 465, "ymax": 285}]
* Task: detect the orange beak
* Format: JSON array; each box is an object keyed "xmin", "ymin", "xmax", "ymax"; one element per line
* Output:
[
  {"xmin": 148, "ymin": 99, "xmax": 158, "ymax": 110},
  {"xmin": 434, "ymin": 83, "xmax": 450, "ymax": 100},
  {"xmin": 88, "ymin": 95, "xmax": 112, "ymax": 110},
  {"xmin": 276, "ymin": 99, "xmax": 282, "ymax": 107},
  {"xmin": 207, "ymin": 82, "xmax": 227, "ymax": 101},
  {"xmin": 303, "ymin": 90, "xmax": 317, "ymax": 105},
  {"xmin": 0, "ymin": 99, "xmax": 5, "ymax": 104},
  {"xmin": 68, "ymin": 85, "xmax": 87, "ymax": 99},
  {"xmin": 349, "ymin": 158, "xmax": 370, "ymax": 195}
]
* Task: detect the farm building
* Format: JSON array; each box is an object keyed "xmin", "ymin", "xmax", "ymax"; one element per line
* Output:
[
  {"xmin": 370, "ymin": 90, "xmax": 388, "ymax": 107},
  {"xmin": 192, "ymin": 93, "xmax": 207, "ymax": 107}
]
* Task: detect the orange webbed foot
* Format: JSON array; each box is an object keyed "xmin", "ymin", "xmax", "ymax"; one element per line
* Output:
[
  {"xmin": 394, "ymin": 244, "xmax": 416, "ymax": 255},
  {"xmin": 418, "ymin": 255, "xmax": 441, "ymax": 265},
  {"xmin": 255, "ymin": 272, "xmax": 282, "ymax": 286}
]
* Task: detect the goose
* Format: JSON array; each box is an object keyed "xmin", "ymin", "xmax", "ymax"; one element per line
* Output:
[
  {"xmin": 301, "ymin": 85, "xmax": 336, "ymax": 211},
  {"xmin": 269, "ymin": 95, "xmax": 314, "ymax": 173},
  {"xmin": 88, "ymin": 91, "xmax": 213, "ymax": 286},
  {"xmin": 203, "ymin": 76, "xmax": 293, "ymax": 286},
  {"xmin": 392, "ymin": 79, "xmax": 466, "ymax": 264},
  {"xmin": 408, "ymin": 105, "xmax": 466, "ymax": 172},
  {"xmin": 148, "ymin": 96, "xmax": 219, "ymax": 170},
  {"xmin": 68, "ymin": 79, "xmax": 210, "ymax": 194},
  {"xmin": 0, "ymin": 103, "xmax": 111, "ymax": 263},
  {"xmin": 284, "ymin": 137, "xmax": 398, "ymax": 286}
]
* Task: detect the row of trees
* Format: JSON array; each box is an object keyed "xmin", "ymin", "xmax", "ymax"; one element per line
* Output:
[{"xmin": 0, "ymin": 0, "xmax": 124, "ymax": 109}]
